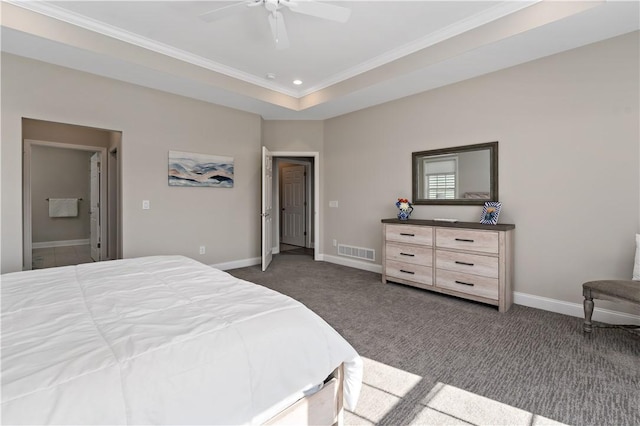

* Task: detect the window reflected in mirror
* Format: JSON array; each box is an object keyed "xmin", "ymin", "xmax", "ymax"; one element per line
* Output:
[{"xmin": 412, "ymin": 142, "xmax": 498, "ymax": 205}]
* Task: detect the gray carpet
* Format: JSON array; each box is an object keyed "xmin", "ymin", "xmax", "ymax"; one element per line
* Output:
[{"xmin": 229, "ymin": 255, "xmax": 640, "ymax": 426}]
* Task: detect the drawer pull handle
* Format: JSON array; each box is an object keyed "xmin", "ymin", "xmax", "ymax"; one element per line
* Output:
[
  {"xmin": 455, "ymin": 280, "xmax": 475, "ymax": 287},
  {"xmin": 455, "ymin": 238, "xmax": 475, "ymax": 243},
  {"xmin": 400, "ymin": 252, "xmax": 415, "ymax": 257},
  {"xmin": 455, "ymin": 261, "xmax": 474, "ymax": 266},
  {"xmin": 400, "ymin": 269, "xmax": 415, "ymax": 275},
  {"xmin": 400, "ymin": 233, "xmax": 415, "ymax": 237}
]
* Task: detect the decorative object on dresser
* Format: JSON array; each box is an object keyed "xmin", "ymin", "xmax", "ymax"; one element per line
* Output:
[
  {"xmin": 395, "ymin": 198, "xmax": 413, "ymax": 220},
  {"xmin": 381, "ymin": 219, "xmax": 515, "ymax": 312},
  {"xmin": 480, "ymin": 201, "xmax": 502, "ymax": 225}
]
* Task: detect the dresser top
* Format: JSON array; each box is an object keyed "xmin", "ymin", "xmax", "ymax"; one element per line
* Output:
[{"xmin": 382, "ymin": 218, "xmax": 515, "ymax": 231}]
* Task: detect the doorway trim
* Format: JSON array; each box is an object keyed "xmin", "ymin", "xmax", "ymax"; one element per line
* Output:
[
  {"xmin": 271, "ymin": 151, "xmax": 320, "ymax": 261},
  {"xmin": 23, "ymin": 139, "xmax": 107, "ymax": 270},
  {"xmin": 276, "ymin": 158, "xmax": 312, "ymax": 249}
]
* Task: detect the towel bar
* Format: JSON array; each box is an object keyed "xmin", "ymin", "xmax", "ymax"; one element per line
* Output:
[{"xmin": 46, "ymin": 198, "xmax": 83, "ymax": 201}]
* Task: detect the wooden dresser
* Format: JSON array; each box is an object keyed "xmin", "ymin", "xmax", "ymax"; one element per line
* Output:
[{"xmin": 381, "ymin": 219, "xmax": 515, "ymax": 312}]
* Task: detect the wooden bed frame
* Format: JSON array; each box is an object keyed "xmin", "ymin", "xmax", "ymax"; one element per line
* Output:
[{"xmin": 264, "ymin": 365, "xmax": 345, "ymax": 426}]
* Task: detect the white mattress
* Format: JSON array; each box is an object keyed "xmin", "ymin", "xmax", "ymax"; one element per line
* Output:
[{"xmin": 1, "ymin": 255, "xmax": 362, "ymax": 425}]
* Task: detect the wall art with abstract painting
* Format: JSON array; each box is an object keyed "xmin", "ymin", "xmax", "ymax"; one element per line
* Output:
[{"xmin": 168, "ymin": 150, "xmax": 234, "ymax": 188}]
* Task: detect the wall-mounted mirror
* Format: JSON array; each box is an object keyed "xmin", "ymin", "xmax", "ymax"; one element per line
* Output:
[{"xmin": 412, "ymin": 142, "xmax": 498, "ymax": 205}]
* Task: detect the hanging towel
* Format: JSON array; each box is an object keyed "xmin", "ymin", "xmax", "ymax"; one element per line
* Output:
[{"xmin": 49, "ymin": 198, "xmax": 79, "ymax": 218}]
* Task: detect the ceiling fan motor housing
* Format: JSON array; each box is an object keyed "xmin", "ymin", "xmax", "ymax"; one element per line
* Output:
[{"xmin": 264, "ymin": 0, "xmax": 281, "ymax": 13}]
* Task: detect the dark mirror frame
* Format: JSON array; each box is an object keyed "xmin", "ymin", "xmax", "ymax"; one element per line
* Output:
[{"xmin": 412, "ymin": 141, "xmax": 498, "ymax": 205}]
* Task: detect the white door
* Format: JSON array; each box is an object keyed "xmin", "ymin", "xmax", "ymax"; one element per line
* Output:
[
  {"xmin": 261, "ymin": 147, "xmax": 273, "ymax": 271},
  {"xmin": 281, "ymin": 165, "xmax": 306, "ymax": 247},
  {"xmin": 90, "ymin": 152, "xmax": 101, "ymax": 262}
]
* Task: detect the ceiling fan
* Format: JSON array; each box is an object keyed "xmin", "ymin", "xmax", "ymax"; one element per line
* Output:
[{"xmin": 199, "ymin": 0, "xmax": 351, "ymax": 50}]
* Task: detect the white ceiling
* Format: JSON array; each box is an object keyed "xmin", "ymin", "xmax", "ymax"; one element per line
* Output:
[{"xmin": 1, "ymin": 1, "xmax": 639, "ymax": 120}]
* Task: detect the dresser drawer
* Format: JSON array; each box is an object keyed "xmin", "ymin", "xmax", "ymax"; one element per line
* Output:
[
  {"xmin": 436, "ymin": 269, "xmax": 499, "ymax": 300},
  {"xmin": 386, "ymin": 242, "xmax": 432, "ymax": 267},
  {"xmin": 386, "ymin": 224, "xmax": 433, "ymax": 246},
  {"xmin": 386, "ymin": 260, "xmax": 433, "ymax": 286},
  {"xmin": 435, "ymin": 250, "xmax": 498, "ymax": 279},
  {"xmin": 436, "ymin": 228, "xmax": 498, "ymax": 254}
]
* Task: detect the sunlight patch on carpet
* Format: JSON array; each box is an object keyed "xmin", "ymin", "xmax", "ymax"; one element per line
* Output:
[
  {"xmin": 346, "ymin": 358, "xmax": 568, "ymax": 425},
  {"xmin": 347, "ymin": 357, "xmax": 422, "ymax": 424},
  {"xmin": 415, "ymin": 382, "xmax": 568, "ymax": 425}
]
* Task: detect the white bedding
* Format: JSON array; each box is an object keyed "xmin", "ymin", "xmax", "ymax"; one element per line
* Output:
[{"xmin": 1, "ymin": 255, "xmax": 362, "ymax": 425}]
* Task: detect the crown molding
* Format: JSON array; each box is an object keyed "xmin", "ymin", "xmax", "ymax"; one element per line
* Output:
[
  {"xmin": 299, "ymin": 0, "xmax": 540, "ymax": 97},
  {"xmin": 5, "ymin": 0, "xmax": 301, "ymax": 98},
  {"xmin": 6, "ymin": 0, "xmax": 538, "ymax": 100}
]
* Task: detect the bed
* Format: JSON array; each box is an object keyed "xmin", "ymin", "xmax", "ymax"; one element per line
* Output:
[{"xmin": 1, "ymin": 255, "xmax": 362, "ymax": 425}]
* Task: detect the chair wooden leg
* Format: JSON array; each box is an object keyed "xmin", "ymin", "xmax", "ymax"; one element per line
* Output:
[{"xmin": 583, "ymin": 296, "xmax": 594, "ymax": 333}]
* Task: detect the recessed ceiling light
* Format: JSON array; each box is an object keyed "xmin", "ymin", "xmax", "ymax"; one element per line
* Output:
[
  {"xmin": 266, "ymin": 73, "xmax": 276, "ymax": 80},
  {"xmin": 293, "ymin": 79, "xmax": 303, "ymax": 85}
]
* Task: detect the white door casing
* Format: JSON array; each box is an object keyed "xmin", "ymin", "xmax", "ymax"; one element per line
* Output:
[
  {"xmin": 90, "ymin": 152, "xmax": 101, "ymax": 262},
  {"xmin": 281, "ymin": 165, "xmax": 306, "ymax": 247},
  {"xmin": 261, "ymin": 146, "xmax": 273, "ymax": 271},
  {"xmin": 270, "ymin": 151, "xmax": 320, "ymax": 261},
  {"xmin": 22, "ymin": 140, "xmax": 108, "ymax": 270}
]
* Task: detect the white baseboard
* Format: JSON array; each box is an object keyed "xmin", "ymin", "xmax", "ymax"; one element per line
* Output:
[
  {"xmin": 212, "ymin": 257, "xmax": 261, "ymax": 271},
  {"xmin": 321, "ymin": 254, "xmax": 383, "ymax": 274},
  {"xmin": 514, "ymin": 292, "xmax": 640, "ymax": 325},
  {"xmin": 216, "ymin": 253, "xmax": 640, "ymax": 326},
  {"xmin": 322, "ymin": 255, "xmax": 638, "ymax": 324},
  {"xmin": 33, "ymin": 239, "xmax": 89, "ymax": 249}
]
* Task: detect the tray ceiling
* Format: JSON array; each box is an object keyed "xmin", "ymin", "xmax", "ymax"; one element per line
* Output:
[{"xmin": 1, "ymin": 1, "xmax": 638, "ymax": 119}]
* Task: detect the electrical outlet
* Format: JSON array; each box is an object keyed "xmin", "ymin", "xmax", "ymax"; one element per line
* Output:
[
  {"xmin": 329, "ymin": 201, "xmax": 339, "ymax": 208},
  {"xmin": 142, "ymin": 200, "xmax": 150, "ymax": 210},
  {"xmin": 199, "ymin": 246, "xmax": 206, "ymax": 255}
]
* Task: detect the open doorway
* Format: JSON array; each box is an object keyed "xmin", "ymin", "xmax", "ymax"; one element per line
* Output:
[
  {"xmin": 275, "ymin": 157, "xmax": 314, "ymax": 257},
  {"xmin": 22, "ymin": 118, "xmax": 122, "ymax": 270},
  {"xmin": 261, "ymin": 149, "xmax": 320, "ymax": 271}
]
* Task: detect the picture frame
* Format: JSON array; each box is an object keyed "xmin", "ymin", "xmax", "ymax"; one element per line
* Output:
[
  {"xmin": 168, "ymin": 150, "xmax": 234, "ymax": 188},
  {"xmin": 480, "ymin": 201, "xmax": 501, "ymax": 225}
]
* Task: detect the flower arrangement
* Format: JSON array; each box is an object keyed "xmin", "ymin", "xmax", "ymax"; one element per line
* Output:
[
  {"xmin": 395, "ymin": 198, "xmax": 412, "ymax": 211},
  {"xmin": 395, "ymin": 198, "xmax": 413, "ymax": 220}
]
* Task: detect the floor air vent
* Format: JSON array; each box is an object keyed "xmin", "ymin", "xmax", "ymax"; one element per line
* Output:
[{"xmin": 338, "ymin": 244, "xmax": 375, "ymax": 262}]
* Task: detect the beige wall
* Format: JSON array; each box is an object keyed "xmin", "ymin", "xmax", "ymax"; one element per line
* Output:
[
  {"xmin": 323, "ymin": 32, "xmax": 639, "ymax": 310},
  {"xmin": 1, "ymin": 53, "xmax": 262, "ymax": 273},
  {"xmin": 31, "ymin": 145, "xmax": 92, "ymax": 243},
  {"xmin": 23, "ymin": 118, "xmax": 112, "ymax": 148},
  {"xmin": 2, "ymin": 33, "xmax": 638, "ymax": 315},
  {"xmin": 262, "ymin": 120, "xmax": 324, "ymax": 152}
]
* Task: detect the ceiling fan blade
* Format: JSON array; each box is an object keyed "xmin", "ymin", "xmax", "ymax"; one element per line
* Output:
[
  {"xmin": 199, "ymin": 1, "xmax": 253, "ymax": 23},
  {"xmin": 285, "ymin": 0, "xmax": 351, "ymax": 23},
  {"xmin": 268, "ymin": 11, "xmax": 290, "ymax": 50}
]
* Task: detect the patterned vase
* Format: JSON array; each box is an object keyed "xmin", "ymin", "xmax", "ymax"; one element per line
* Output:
[{"xmin": 397, "ymin": 206, "xmax": 413, "ymax": 220}]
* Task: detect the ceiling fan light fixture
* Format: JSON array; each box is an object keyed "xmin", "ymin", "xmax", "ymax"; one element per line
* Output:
[
  {"xmin": 201, "ymin": 0, "xmax": 351, "ymax": 50},
  {"xmin": 264, "ymin": 0, "xmax": 280, "ymax": 13}
]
